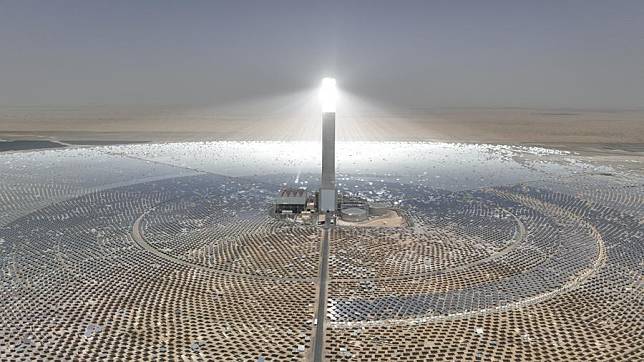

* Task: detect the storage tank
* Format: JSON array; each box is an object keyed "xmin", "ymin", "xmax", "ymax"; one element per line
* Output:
[{"xmin": 340, "ymin": 207, "xmax": 368, "ymax": 222}]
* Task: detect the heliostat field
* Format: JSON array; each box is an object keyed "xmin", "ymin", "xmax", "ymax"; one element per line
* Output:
[{"xmin": 1, "ymin": 142, "xmax": 642, "ymax": 361}]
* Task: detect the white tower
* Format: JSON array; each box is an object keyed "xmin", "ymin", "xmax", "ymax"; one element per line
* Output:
[{"xmin": 319, "ymin": 77, "xmax": 337, "ymax": 213}]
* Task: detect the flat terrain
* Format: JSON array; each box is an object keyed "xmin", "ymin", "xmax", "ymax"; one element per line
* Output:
[
  {"xmin": 0, "ymin": 139, "xmax": 65, "ymax": 152},
  {"xmin": 0, "ymin": 106, "xmax": 642, "ymax": 360},
  {"xmin": 0, "ymin": 141, "xmax": 641, "ymax": 360},
  {"xmin": 1, "ymin": 106, "xmax": 643, "ymax": 147}
]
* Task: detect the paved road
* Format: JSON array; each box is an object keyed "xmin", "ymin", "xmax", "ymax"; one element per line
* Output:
[{"xmin": 313, "ymin": 227, "xmax": 330, "ymax": 362}]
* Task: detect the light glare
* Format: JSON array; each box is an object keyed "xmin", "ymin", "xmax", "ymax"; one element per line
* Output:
[{"xmin": 319, "ymin": 77, "xmax": 337, "ymax": 113}]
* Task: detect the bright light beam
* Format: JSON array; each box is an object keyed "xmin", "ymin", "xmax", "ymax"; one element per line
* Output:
[{"xmin": 319, "ymin": 77, "xmax": 337, "ymax": 113}]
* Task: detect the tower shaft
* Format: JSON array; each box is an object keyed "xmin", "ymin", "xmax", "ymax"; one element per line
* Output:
[{"xmin": 320, "ymin": 111, "xmax": 336, "ymax": 212}]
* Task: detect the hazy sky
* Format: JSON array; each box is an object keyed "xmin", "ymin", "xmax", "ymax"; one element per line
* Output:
[{"xmin": 1, "ymin": 0, "xmax": 643, "ymax": 109}]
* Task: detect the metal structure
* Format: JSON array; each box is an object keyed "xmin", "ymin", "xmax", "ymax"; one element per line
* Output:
[{"xmin": 274, "ymin": 188, "xmax": 308, "ymax": 214}]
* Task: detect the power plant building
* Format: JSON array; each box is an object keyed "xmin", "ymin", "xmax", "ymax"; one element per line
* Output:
[{"xmin": 274, "ymin": 189, "xmax": 309, "ymax": 214}]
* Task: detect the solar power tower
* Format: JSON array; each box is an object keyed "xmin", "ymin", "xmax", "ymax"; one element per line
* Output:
[{"xmin": 319, "ymin": 77, "xmax": 337, "ymax": 215}]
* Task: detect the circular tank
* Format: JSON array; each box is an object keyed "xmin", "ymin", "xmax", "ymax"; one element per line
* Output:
[{"xmin": 340, "ymin": 207, "xmax": 368, "ymax": 222}]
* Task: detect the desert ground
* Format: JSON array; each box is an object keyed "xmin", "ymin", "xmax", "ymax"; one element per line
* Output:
[{"xmin": 1, "ymin": 106, "xmax": 643, "ymax": 147}]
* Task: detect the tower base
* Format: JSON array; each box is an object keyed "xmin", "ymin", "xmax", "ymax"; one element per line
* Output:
[{"xmin": 319, "ymin": 188, "xmax": 336, "ymax": 212}]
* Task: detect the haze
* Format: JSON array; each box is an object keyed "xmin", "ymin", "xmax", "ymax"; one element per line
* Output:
[{"xmin": 1, "ymin": 0, "xmax": 643, "ymax": 110}]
